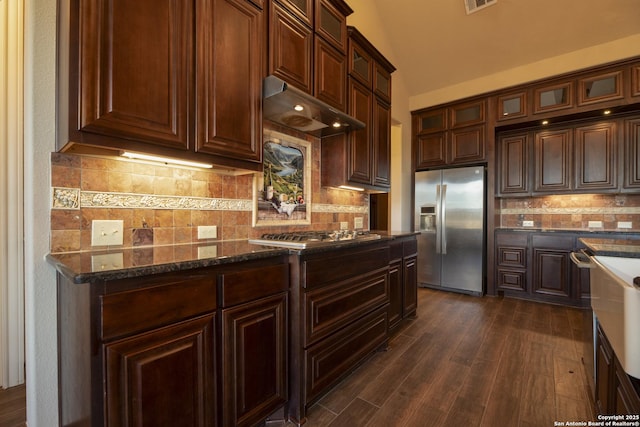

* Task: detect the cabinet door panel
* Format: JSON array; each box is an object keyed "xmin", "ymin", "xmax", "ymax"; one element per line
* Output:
[
  {"xmin": 388, "ymin": 260, "xmax": 403, "ymax": 330},
  {"xmin": 348, "ymin": 79, "xmax": 373, "ymax": 184},
  {"xmin": 575, "ymin": 122, "xmax": 617, "ymax": 191},
  {"xmin": 315, "ymin": 37, "xmax": 346, "ymax": 111},
  {"xmin": 624, "ymin": 118, "xmax": 640, "ymax": 189},
  {"xmin": 373, "ymin": 98, "xmax": 391, "ymax": 187},
  {"xmin": 499, "ymin": 133, "xmax": 529, "ymax": 194},
  {"xmin": 105, "ymin": 315, "xmax": 215, "ymax": 427},
  {"xmin": 269, "ymin": 2, "xmax": 313, "ymax": 94},
  {"xmin": 415, "ymin": 132, "xmax": 447, "ymax": 169},
  {"xmin": 449, "ymin": 125, "xmax": 485, "ymax": 164},
  {"xmin": 222, "ymin": 293, "xmax": 288, "ymax": 427},
  {"xmin": 403, "ymin": 255, "xmax": 418, "ymax": 317},
  {"xmin": 532, "ymin": 249, "xmax": 570, "ymax": 298},
  {"xmin": 196, "ymin": 0, "xmax": 263, "ymax": 163},
  {"xmin": 534, "ymin": 129, "xmax": 572, "ymax": 192},
  {"xmin": 78, "ymin": 0, "xmax": 192, "ymax": 149}
]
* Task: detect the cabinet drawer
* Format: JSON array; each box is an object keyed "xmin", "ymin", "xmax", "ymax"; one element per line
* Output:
[
  {"xmin": 219, "ymin": 262, "xmax": 289, "ymax": 308},
  {"xmin": 303, "ymin": 244, "xmax": 388, "ymax": 289},
  {"xmin": 304, "ymin": 305, "xmax": 388, "ymax": 404},
  {"xmin": 403, "ymin": 238, "xmax": 418, "ymax": 257},
  {"xmin": 497, "ymin": 246, "xmax": 527, "ymax": 268},
  {"xmin": 304, "ymin": 269, "xmax": 388, "ymax": 346},
  {"xmin": 101, "ymin": 276, "xmax": 217, "ymax": 341},
  {"xmin": 497, "ymin": 269, "xmax": 527, "ymax": 292}
]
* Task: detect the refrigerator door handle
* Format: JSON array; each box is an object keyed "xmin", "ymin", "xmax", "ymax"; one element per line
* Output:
[
  {"xmin": 435, "ymin": 184, "xmax": 441, "ymax": 254},
  {"xmin": 441, "ymin": 184, "xmax": 447, "ymax": 254}
]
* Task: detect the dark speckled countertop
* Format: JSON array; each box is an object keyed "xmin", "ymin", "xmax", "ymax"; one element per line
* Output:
[
  {"xmin": 579, "ymin": 238, "xmax": 640, "ymax": 258},
  {"xmin": 46, "ymin": 240, "xmax": 288, "ymax": 284},
  {"xmin": 46, "ymin": 233, "xmax": 410, "ymax": 284}
]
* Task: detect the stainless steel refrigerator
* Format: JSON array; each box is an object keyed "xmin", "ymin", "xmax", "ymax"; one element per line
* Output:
[{"xmin": 414, "ymin": 166, "xmax": 485, "ymax": 295}]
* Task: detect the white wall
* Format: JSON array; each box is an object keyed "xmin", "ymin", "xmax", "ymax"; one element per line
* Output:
[{"xmin": 24, "ymin": 0, "xmax": 58, "ymax": 424}]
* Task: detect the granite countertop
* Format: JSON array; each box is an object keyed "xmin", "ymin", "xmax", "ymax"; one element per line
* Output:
[
  {"xmin": 46, "ymin": 233, "xmax": 411, "ymax": 284},
  {"xmin": 579, "ymin": 238, "xmax": 640, "ymax": 258},
  {"xmin": 46, "ymin": 240, "xmax": 288, "ymax": 284}
]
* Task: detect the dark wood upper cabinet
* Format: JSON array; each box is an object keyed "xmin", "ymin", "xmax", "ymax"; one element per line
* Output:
[
  {"xmin": 574, "ymin": 122, "xmax": 617, "ymax": 191},
  {"xmin": 277, "ymin": 0, "xmax": 312, "ymax": 26},
  {"xmin": 71, "ymin": 0, "xmax": 193, "ymax": 151},
  {"xmin": 534, "ymin": 128, "xmax": 572, "ymax": 193},
  {"xmin": 321, "ymin": 26, "xmax": 394, "ymax": 191},
  {"xmin": 269, "ymin": 1, "xmax": 313, "ymax": 94},
  {"xmin": 533, "ymin": 81, "xmax": 574, "ymax": 115},
  {"xmin": 497, "ymin": 91, "xmax": 528, "ymax": 122},
  {"xmin": 498, "ymin": 132, "xmax": 530, "ymax": 195},
  {"xmin": 195, "ymin": 0, "xmax": 264, "ymax": 165},
  {"xmin": 314, "ymin": 36, "xmax": 347, "ymax": 111},
  {"xmin": 315, "ymin": 0, "xmax": 350, "ymax": 52},
  {"xmin": 633, "ymin": 63, "xmax": 640, "ymax": 98},
  {"xmin": 624, "ymin": 117, "xmax": 640, "ymax": 189},
  {"xmin": 578, "ymin": 70, "xmax": 624, "ymax": 106},
  {"xmin": 412, "ymin": 99, "xmax": 486, "ymax": 170},
  {"xmin": 58, "ymin": 0, "xmax": 264, "ymax": 171}
]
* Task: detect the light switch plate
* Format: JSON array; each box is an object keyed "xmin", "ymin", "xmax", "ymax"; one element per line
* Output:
[
  {"xmin": 91, "ymin": 253, "xmax": 124, "ymax": 272},
  {"xmin": 354, "ymin": 217, "xmax": 364, "ymax": 229},
  {"xmin": 588, "ymin": 220, "xmax": 603, "ymax": 228},
  {"xmin": 618, "ymin": 221, "xmax": 632, "ymax": 229},
  {"xmin": 522, "ymin": 220, "xmax": 534, "ymax": 227},
  {"xmin": 198, "ymin": 225, "xmax": 217, "ymax": 239},
  {"xmin": 197, "ymin": 245, "xmax": 218, "ymax": 259},
  {"xmin": 91, "ymin": 220, "xmax": 124, "ymax": 246},
  {"xmin": 340, "ymin": 222, "xmax": 348, "ymax": 230}
]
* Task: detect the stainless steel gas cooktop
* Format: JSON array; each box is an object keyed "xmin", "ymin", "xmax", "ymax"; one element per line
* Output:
[{"xmin": 248, "ymin": 230, "xmax": 381, "ymax": 249}]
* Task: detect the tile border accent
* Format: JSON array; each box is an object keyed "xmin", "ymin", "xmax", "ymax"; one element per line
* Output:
[
  {"xmin": 52, "ymin": 187, "xmax": 368, "ymax": 214},
  {"xmin": 500, "ymin": 207, "xmax": 640, "ymax": 215}
]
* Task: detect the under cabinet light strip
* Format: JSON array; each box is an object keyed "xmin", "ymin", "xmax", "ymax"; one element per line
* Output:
[{"xmin": 120, "ymin": 151, "xmax": 213, "ymax": 169}]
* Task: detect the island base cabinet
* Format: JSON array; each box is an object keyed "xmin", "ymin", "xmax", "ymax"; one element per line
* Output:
[
  {"xmin": 304, "ymin": 305, "xmax": 388, "ymax": 404},
  {"xmin": 105, "ymin": 315, "xmax": 216, "ymax": 427},
  {"xmin": 221, "ymin": 292, "xmax": 288, "ymax": 427}
]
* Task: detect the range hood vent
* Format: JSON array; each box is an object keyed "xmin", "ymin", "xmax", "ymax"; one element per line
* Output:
[{"xmin": 263, "ymin": 75, "xmax": 365, "ymax": 137}]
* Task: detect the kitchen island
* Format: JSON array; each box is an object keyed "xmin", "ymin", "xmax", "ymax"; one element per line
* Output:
[{"xmin": 48, "ymin": 233, "xmax": 417, "ymax": 426}]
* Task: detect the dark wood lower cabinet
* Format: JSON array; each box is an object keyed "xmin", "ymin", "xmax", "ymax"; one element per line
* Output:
[
  {"xmin": 287, "ymin": 241, "xmax": 391, "ymax": 424},
  {"xmin": 221, "ymin": 293, "xmax": 288, "ymax": 427},
  {"xmin": 57, "ymin": 255, "xmax": 289, "ymax": 427},
  {"xmin": 595, "ymin": 322, "xmax": 640, "ymax": 416},
  {"xmin": 388, "ymin": 236, "xmax": 418, "ymax": 335},
  {"xmin": 105, "ymin": 315, "xmax": 216, "ymax": 427}
]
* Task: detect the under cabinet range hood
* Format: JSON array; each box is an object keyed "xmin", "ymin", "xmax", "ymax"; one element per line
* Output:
[{"xmin": 263, "ymin": 75, "xmax": 365, "ymax": 137}]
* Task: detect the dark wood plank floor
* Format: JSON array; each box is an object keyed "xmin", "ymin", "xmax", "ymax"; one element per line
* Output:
[
  {"xmin": 0, "ymin": 288, "xmax": 595, "ymax": 427},
  {"xmin": 0, "ymin": 384, "xmax": 26, "ymax": 427},
  {"xmin": 295, "ymin": 288, "xmax": 595, "ymax": 427}
]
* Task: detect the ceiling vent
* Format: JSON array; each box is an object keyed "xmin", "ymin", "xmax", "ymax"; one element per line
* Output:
[{"xmin": 464, "ymin": 0, "xmax": 497, "ymax": 14}]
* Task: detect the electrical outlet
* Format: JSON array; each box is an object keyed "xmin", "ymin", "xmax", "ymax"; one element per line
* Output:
[
  {"xmin": 198, "ymin": 225, "xmax": 217, "ymax": 239},
  {"xmin": 588, "ymin": 220, "xmax": 603, "ymax": 228},
  {"xmin": 197, "ymin": 245, "xmax": 218, "ymax": 259},
  {"xmin": 91, "ymin": 253, "xmax": 124, "ymax": 272},
  {"xmin": 340, "ymin": 222, "xmax": 348, "ymax": 230},
  {"xmin": 522, "ymin": 220, "xmax": 534, "ymax": 227},
  {"xmin": 354, "ymin": 217, "xmax": 364, "ymax": 229},
  {"xmin": 91, "ymin": 220, "xmax": 123, "ymax": 246},
  {"xmin": 618, "ymin": 221, "xmax": 633, "ymax": 229}
]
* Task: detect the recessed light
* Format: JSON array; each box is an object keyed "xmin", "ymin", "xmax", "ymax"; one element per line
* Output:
[
  {"xmin": 603, "ymin": 110, "xmax": 611, "ymax": 115},
  {"xmin": 332, "ymin": 121, "xmax": 342, "ymax": 128},
  {"xmin": 294, "ymin": 104, "xmax": 304, "ymax": 112},
  {"xmin": 541, "ymin": 120, "xmax": 549, "ymax": 125}
]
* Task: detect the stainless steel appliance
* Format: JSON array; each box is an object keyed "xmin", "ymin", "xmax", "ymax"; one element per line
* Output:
[
  {"xmin": 248, "ymin": 230, "xmax": 381, "ymax": 249},
  {"xmin": 414, "ymin": 166, "xmax": 485, "ymax": 295}
]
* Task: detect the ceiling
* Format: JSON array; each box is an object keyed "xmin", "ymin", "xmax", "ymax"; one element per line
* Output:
[{"xmin": 347, "ymin": 0, "xmax": 640, "ymax": 107}]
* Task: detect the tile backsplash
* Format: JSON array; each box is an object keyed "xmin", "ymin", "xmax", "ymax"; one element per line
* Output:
[
  {"xmin": 498, "ymin": 193, "xmax": 640, "ymax": 231},
  {"xmin": 50, "ymin": 127, "xmax": 369, "ymax": 253}
]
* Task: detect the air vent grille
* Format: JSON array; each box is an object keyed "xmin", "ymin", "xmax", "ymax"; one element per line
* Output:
[{"xmin": 465, "ymin": 0, "xmax": 497, "ymax": 14}]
